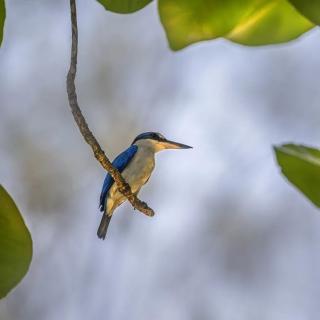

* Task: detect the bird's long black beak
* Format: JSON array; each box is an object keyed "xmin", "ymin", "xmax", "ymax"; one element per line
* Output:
[{"xmin": 161, "ymin": 139, "xmax": 192, "ymax": 150}]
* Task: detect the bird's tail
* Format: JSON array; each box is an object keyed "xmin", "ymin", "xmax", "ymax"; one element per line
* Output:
[{"xmin": 97, "ymin": 214, "xmax": 112, "ymax": 240}]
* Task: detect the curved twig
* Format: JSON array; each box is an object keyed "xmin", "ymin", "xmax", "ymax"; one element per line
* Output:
[{"xmin": 66, "ymin": 0, "xmax": 154, "ymax": 217}]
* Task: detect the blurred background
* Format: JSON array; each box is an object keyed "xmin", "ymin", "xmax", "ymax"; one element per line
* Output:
[{"xmin": 1, "ymin": 1, "xmax": 320, "ymax": 319}]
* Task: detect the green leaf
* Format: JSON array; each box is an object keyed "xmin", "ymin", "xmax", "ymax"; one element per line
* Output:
[
  {"xmin": 97, "ymin": 0, "xmax": 152, "ymax": 14},
  {"xmin": 0, "ymin": 0, "xmax": 5, "ymax": 46},
  {"xmin": 159, "ymin": 0, "xmax": 314, "ymax": 50},
  {"xmin": 288, "ymin": 0, "xmax": 320, "ymax": 25},
  {"xmin": 0, "ymin": 185, "xmax": 32, "ymax": 299},
  {"xmin": 274, "ymin": 144, "xmax": 320, "ymax": 208},
  {"xmin": 227, "ymin": 0, "xmax": 314, "ymax": 45},
  {"xmin": 159, "ymin": 0, "xmax": 257, "ymax": 50}
]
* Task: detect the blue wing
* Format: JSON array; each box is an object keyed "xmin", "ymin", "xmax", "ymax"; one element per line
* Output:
[{"xmin": 99, "ymin": 145, "xmax": 138, "ymax": 212}]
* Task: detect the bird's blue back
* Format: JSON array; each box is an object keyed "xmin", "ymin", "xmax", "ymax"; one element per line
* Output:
[{"xmin": 99, "ymin": 145, "xmax": 138, "ymax": 212}]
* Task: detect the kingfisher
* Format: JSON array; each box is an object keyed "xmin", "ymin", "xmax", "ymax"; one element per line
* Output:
[{"xmin": 98, "ymin": 132, "xmax": 192, "ymax": 239}]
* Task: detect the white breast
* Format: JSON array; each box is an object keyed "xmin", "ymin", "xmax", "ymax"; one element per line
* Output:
[{"xmin": 107, "ymin": 145, "xmax": 155, "ymax": 214}]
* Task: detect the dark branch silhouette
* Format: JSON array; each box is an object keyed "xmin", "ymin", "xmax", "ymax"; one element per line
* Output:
[{"xmin": 66, "ymin": 0, "xmax": 154, "ymax": 217}]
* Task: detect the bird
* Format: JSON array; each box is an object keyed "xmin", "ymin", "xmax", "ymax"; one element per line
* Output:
[{"xmin": 97, "ymin": 132, "xmax": 192, "ymax": 239}]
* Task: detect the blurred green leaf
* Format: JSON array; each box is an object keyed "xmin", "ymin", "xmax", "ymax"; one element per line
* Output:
[
  {"xmin": 227, "ymin": 1, "xmax": 314, "ymax": 46},
  {"xmin": 97, "ymin": 0, "xmax": 152, "ymax": 13},
  {"xmin": 274, "ymin": 144, "xmax": 320, "ymax": 207},
  {"xmin": 0, "ymin": 0, "xmax": 5, "ymax": 46},
  {"xmin": 0, "ymin": 185, "xmax": 32, "ymax": 299},
  {"xmin": 159, "ymin": 0, "xmax": 257, "ymax": 50},
  {"xmin": 159, "ymin": 0, "xmax": 314, "ymax": 50},
  {"xmin": 289, "ymin": 0, "xmax": 320, "ymax": 25}
]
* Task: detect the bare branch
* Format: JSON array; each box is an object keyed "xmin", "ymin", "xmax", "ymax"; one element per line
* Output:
[{"xmin": 66, "ymin": 0, "xmax": 154, "ymax": 217}]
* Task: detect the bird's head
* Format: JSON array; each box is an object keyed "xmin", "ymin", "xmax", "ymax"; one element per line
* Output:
[{"xmin": 132, "ymin": 132, "xmax": 192, "ymax": 152}]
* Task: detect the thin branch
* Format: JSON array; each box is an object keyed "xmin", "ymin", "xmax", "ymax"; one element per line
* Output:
[{"xmin": 66, "ymin": 0, "xmax": 154, "ymax": 217}]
